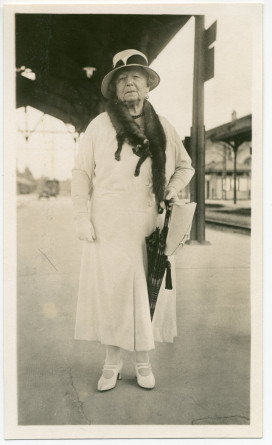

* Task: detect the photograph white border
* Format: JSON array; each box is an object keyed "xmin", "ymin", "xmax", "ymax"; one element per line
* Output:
[{"xmin": 3, "ymin": 1, "xmax": 264, "ymax": 440}]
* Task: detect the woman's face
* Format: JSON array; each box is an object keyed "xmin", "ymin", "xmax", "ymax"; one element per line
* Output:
[{"xmin": 114, "ymin": 67, "xmax": 150, "ymax": 106}]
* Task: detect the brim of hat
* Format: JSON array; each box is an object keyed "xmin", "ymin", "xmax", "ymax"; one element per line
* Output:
[{"xmin": 101, "ymin": 64, "xmax": 160, "ymax": 99}]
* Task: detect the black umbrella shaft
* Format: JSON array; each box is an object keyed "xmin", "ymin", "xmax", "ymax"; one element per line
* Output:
[{"xmin": 163, "ymin": 207, "xmax": 172, "ymax": 229}]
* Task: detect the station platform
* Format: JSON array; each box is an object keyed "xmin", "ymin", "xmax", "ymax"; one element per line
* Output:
[
  {"xmin": 17, "ymin": 194, "xmax": 252, "ymax": 229},
  {"xmin": 16, "ymin": 196, "xmax": 250, "ymax": 426},
  {"xmin": 205, "ymin": 199, "xmax": 251, "ymax": 230}
]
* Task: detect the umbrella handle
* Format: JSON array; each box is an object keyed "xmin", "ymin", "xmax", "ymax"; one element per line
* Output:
[
  {"xmin": 163, "ymin": 200, "xmax": 172, "ymax": 228},
  {"xmin": 164, "ymin": 199, "xmax": 171, "ymax": 210},
  {"xmin": 158, "ymin": 200, "xmax": 172, "ymax": 214}
]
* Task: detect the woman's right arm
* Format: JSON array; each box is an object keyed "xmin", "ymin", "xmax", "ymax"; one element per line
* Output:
[{"xmin": 71, "ymin": 123, "xmax": 96, "ymax": 242}]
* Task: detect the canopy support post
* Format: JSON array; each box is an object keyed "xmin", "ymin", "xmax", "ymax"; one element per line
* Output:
[{"xmin": 189, "ymin": 15, "xmax": 209, "ymax": 245}]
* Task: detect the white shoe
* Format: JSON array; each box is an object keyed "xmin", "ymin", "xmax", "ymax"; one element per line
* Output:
[
  {"xmin": 135, "ymin": 362, "xmax": 155, "ymax": 389},
  {"xmin": 97, "ymin": 361, "xmax": 123, "ymax": 392}
]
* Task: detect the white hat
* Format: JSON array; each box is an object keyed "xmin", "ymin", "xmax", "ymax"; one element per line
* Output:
[{"xmin": 101, "ymin": 49, "xmax": 160, "ymax": 99}]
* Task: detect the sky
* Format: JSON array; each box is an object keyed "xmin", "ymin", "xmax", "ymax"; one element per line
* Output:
[
  {"xmin": 150, "ymin": 14, "xmax": 252, "ymax": 135},
  {"xmin": 16, "ymin": 13, "xmax": 253, "ymax": 181}
]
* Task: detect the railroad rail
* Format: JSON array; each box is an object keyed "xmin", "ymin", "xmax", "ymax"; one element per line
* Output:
[{"xmin": 205, "ymin": 217, "xmax": 250, "ymax": 234}]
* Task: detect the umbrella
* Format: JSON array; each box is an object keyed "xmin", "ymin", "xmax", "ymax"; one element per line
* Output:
[{"xmin": 145, "ymin": 204, "xmax": 173, "ymax": 320}]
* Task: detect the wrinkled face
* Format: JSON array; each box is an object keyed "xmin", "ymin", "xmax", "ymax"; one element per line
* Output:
[{"xmin": 114, "ymin": 67, "xmax": 150, "ymax": 105}]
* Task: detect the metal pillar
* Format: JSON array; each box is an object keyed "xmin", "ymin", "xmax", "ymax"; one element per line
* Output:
[
  {"xmin": 24, "ymin": 106, "xmax": 29, "ymax": 143},
  {"xmin": 73, "ymin": 134, "xmax": 79, "ymax": 160},
  {"xmin": 190, "ymin": 16, "xmax": 207, "ymax": 244},
  {"xmin": 221, "ymin": 143, "xmax": 227, "ymax": 200},
  {"xmin": 229, "ymin": 141, "xmax": 239, "ymax": 204},
  {"xmin": 233, "ymin": 145, "xmax": 237, "ymax": 204}
]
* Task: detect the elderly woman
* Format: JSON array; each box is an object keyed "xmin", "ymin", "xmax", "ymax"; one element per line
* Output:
[{"xmin": 71, "ymin": 49, "xmax": 194, "ymax": 392}]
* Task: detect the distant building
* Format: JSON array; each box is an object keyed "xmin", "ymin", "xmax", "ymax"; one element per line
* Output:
[
  {"xmin": 16, "ymin": 166, "xmax": 37, "ymax": 194},
  {"xmin": 205, "ymin": 114, "xmax": 251, "ymax": 201}
]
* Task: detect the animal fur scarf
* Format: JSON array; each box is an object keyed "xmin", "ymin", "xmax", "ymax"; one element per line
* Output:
[{"xmin": 106, "ymin": 99, "xmax": 166, "ymax": 212}]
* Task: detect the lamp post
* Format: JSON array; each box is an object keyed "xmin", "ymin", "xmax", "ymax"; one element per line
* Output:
[{"xmin": 229, "ymin": 140, "xmax": 240, "ymax": 204}]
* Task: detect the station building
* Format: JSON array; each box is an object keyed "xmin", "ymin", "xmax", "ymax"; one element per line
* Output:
[{"xmin": 205, "ymin": 113, "xmax": 252, "ymax": 201}]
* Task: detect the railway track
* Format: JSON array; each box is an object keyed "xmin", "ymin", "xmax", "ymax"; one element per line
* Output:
[{"xmin": 205, "ymin": 217, "xmax": 251, "ymax": 234}]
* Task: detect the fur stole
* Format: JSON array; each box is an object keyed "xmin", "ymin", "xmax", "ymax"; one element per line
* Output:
[{"xmin": 106, "ymin": 99, "xmax": 166, "ymax": 212}]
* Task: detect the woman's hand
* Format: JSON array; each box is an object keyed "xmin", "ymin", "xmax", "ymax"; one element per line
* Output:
[
  {"xmin": 160, "ymin": 187, "xmax": 179, "ymax": 210},
  {"xmin": 76, "ymin": 216, "xmax": 96, "ymax": 242}
]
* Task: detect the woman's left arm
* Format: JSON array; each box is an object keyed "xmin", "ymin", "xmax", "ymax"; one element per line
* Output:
[{"xmin": 165, "ymin": 122, "xmax": 195, "ymax": 198}]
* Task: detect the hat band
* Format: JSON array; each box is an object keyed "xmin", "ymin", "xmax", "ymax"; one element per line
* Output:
[{"xmin": 114, "ymin": 54, "xmax": 148, "ymax": 68}]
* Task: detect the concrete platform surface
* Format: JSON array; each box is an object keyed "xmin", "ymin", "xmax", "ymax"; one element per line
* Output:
[
  {"xmin": 17, "ymin": 196, "xmax": 250, "ymax": 425},
  {"xmin": 205, "ymin": 199, "xmax": 251, "ymax": 229}
]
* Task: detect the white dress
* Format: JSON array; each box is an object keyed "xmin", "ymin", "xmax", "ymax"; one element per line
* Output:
[{"xmin": 71, "ymin": 111, "xmax": 194, "ymax": 351}]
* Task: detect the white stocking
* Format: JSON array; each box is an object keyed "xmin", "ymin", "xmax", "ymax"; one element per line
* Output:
[
  {"xmin": 102, "ymin": 345, "xmax": 121, "ymax": 379},
  {"xmin": 135, "ymin": 351, "xmax": 151, "ymax": 376}
]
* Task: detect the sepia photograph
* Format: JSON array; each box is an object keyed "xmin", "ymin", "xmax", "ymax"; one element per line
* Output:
[{"xmin": 3, "ymin": 1, "xmax": 263, "ymax": 440}]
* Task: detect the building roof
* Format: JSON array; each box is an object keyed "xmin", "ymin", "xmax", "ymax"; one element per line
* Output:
[
  {"xmin": 205, "ymin": 159, "xmax": 251, "ymax": 173},
  {"xmin": 205, "ymin": 114, "xmax": 252, "ymax": 146},
  {"xmin": 16, "ymin": 14, "xmax": 191, "ymax": 132}
]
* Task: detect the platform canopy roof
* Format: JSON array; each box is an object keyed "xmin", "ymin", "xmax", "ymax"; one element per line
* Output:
[
  {"xmin": 205, "ymin": 159, "xmax": 251, "ymax": 174},
  {"xmin": 16, "ymin": 14, "xmax": 191, "ymax": 132},
  {"xmin": 205, "ymin": 114, "xmax": 252, "ymax": 147}
]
